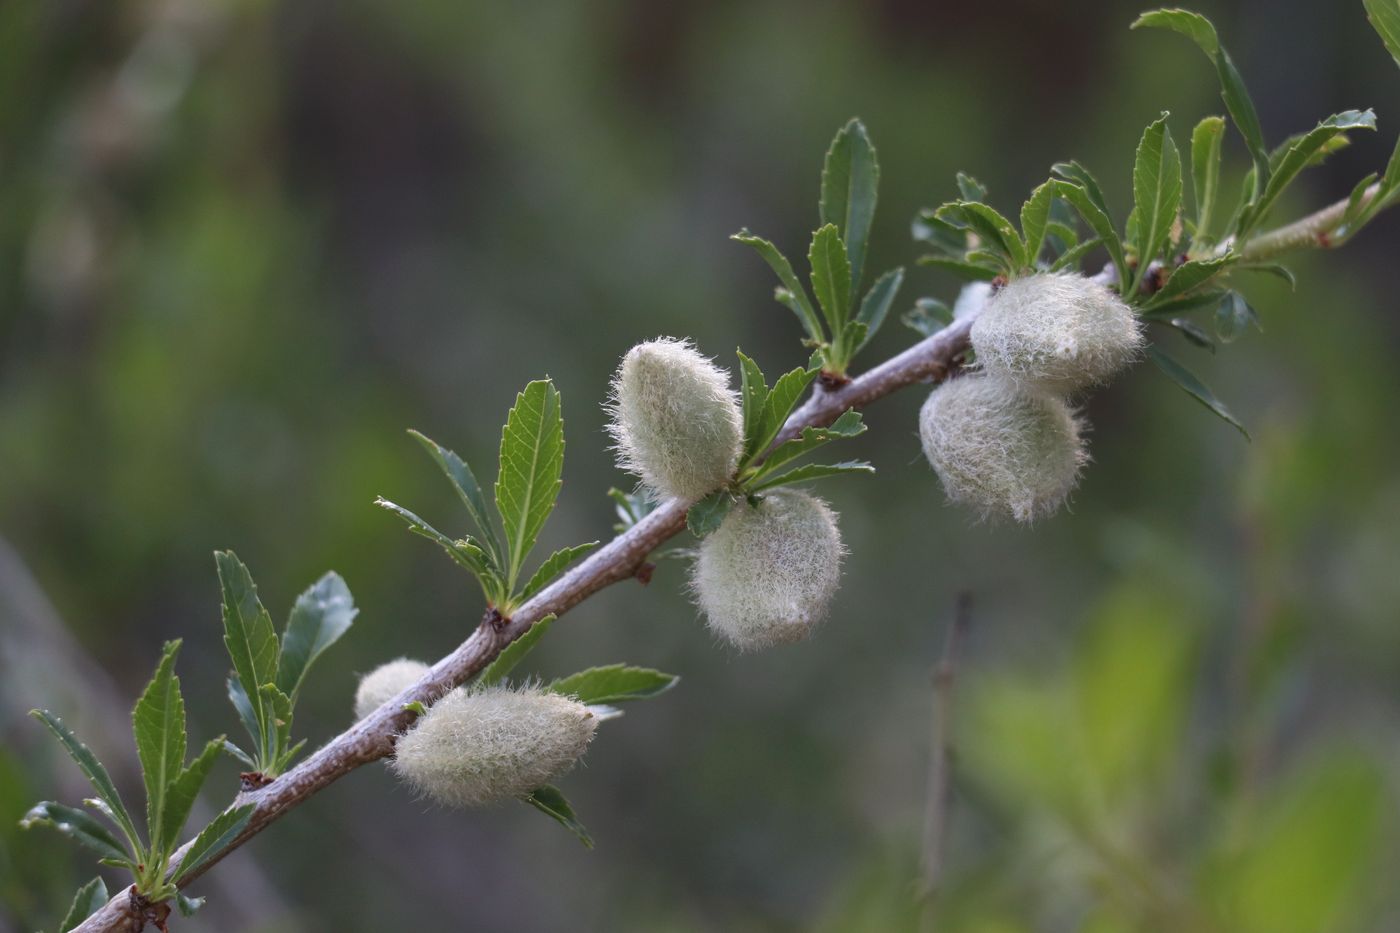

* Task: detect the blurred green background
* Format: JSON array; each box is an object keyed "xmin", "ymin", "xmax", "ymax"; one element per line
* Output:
[{"xmin": 3, "ymin": 0, "xmax": 1399, "ymax": 930}]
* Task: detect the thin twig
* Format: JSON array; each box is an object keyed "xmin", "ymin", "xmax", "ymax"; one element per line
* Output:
[{"xmin": 919, "ymin": 591, "xmax": 972, "ymax": 909}]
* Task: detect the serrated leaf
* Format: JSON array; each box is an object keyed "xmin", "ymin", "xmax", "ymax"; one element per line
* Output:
[
  {"xmin": 215, "ymin": 551, "xmax": 279, "ymax": 764},
  {"xmin": 519, "ymin": 542, "xmax": 599, "ymax": 603},
  {"xmin": 750, "ymin": 459, "xmax": 875, "ymax": 492},
  {"xmin": 1051, "ymin": 161, "xmax": 1112, "ymax": 219},
  {"xmin": 160, "ymin": 738, "xmax": 222, "ymax": 854},
  {"xmin": 132, "ymin": 640, "xmax": 185, "ymax": 856},
  {"xmin": 736, "ymin": 350, "xmax": 770, "ymax": 462},
  {"xmin": 1048, "ymin": 236, "xmax": 1104, "ymax": 273},
  {"xmin": 819, "ymin": 118, "xmax": 880, "ymax": 294},
  {"xmin": 1045, "ymin": 219, "xmax": 1080, "ymax": 253},
  {"xmin": 809, "ymin": 223, "xmax": 852, "ymax": 334},
  {"xmin": 1190, "ymin": 116, "xmax": 1226, "ymax": 242},
  {"xmin": 259, "ymin": 683, "xmax": 294, "ymax": 769},
  {"xmin": 1146, "ymin": 254, "xmax": 1237, "ymax": 307},
  {"xmin": 756, "ymin": 410, "xmax": 866, "ymax": 477},
  {"xmin": 956, "ymin": 172, "xmax": 988, "ymax": 202},
  {"xmin": 1132, "ymin": 113, "xmax": 1183, "ymax": 291},
  {"xmin": 276, "ymin": 571, "xmax": 356, "ymax": 702},
  {"xmin": 1147, "ymin": 345, "xmax": 1249, "ymax": 438},
  {"xmin": 495, "ymin": 379, "xmax": 565, "ymax": 589},
  {"xmin": 1341, "ymin": 173, "xmax": 1381, "ymax": 232},
  {"xmin": 1052, "ymin": 181, "xmax": 1128, "ymax": 286},
  {"xmin": 21, "ymin": 802, "xmax": 131, "ymax": 863},
  {"xmin": 1133, "ymin": 9, "xmax": 1270, "ymax": 197},
  {"xmin": 916, "ymin": 256, "xmax": 1001, "ymax": 280},
  {"xmin": 176, "ymin": 892, "xmax": 206, "ymax": 918},
  {"xmin": 756, "ymin": 366, "xmax": 818, "ymax": 455},
  {"xmin": 1365, "ymin": 0, "xmax": 1400, "ymax": 68},
  {"xmin": 1214, "ymin": 290, "xmax": 1260, "ymax": 343},
  {"xmin": 1248, "ymin": 110, "xmax": 1376, "ymax": 233},
  {"xmin": 30, "ymin": 710, "xmax": 140, "ymax": 851},
  {"xmin": 220, "ymin": 739, "xmax": 256, "ymax": 769},
  {"xmin": 477, "ymin": 614, "xmax": 557, "ymax": 687},
  {"xmin": 174, "ymin": 803, "xmax": 255, "ymax": 884},
  {"xmin": 59, "ymin": 876, "xmax": 109, "ymax": 932},
  {"xmin": 374, "ymin": 498, "xmax": 497, "ymax": 594},
  {"xmin": 1020, "ymin": 181, "xmax": 1055, "ymax": 266},
  {"xmin": 854, "ymin": 267, "xmax": 904, "ymax": 350},
  {"xmin": 732, "ymin": 231, "xmax": 824, "ymax": 342},
  {"xmin": 911, "ymin": 209, "xmax": 967, "ymax": 255},
  {"xmin": 407, "ymin": 430, "xmax": 503, "ymax": 566},
  {"xmin": 225, "ymin": 676, "xmax": 260, "ymax": 756},
  {"xmin": 1140, "ymin": 288, "xmax": 1231, "ymax": 320},
  {"xmin": 522, "ymin": 785, "xmax": 593, "ymax": 849},
  {"xmin": 902, "ymin": 298, "xmax": 953, "ymax": 337},
  {"xmin": 935, "ymin": 201, "xmax": 1026, "ymax": 270},
  {"xmin": 547, "ymin": 664, "xmax": 679, "ymax": 704},
  {"xmin": 687, "ymin": 490, "xmax": 735, "ymax": 537}
]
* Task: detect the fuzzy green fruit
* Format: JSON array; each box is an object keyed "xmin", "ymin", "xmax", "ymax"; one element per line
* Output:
[
  {"xmin": 692, "ymin": 488, "xmax": 844, "ymax": 650},
  {"xmin": 607, "ymin": 337, "xmax": 744, "ymax": 500},
  {"xmin": 354, "ymin": 658, "xmax": 431, "ymax": 720},
  {"xmin": 919, "ymin": 373, "xmax": 1085, "ymax": 523}
]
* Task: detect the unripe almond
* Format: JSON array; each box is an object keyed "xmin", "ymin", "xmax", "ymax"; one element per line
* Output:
[
  {"xmin": 971, "ymin": 272, "xmax": 1143, "ymax": 392},
  {"xmin": 607, "ymin": 338, "xmax": 744, "ymax": 500},
  {"xmin": 354, "ymin": 658, "xmax": 430, "ymax": 720},
  {"xmin": 919, "ymin": 373, "xmax": 1085, "ymax": 523},
  {"xmin": 692, "ymin": 488, "xmax": 844, "ymax": 650},
  {"xmin": 391, "ymin": 686, "xmax": 596, "ymax": 807}
]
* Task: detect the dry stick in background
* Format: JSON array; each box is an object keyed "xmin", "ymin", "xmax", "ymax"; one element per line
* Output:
[
  {"xmin": 72, "ymin": 186, "xmax": 1385, "ymax": 932},
  {"xmin": 920, "ymin": 591, "xmax": 972, "ymax": 913}
]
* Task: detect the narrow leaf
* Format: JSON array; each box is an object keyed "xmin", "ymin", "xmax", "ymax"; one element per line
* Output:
[
  {"xmin": 547, "ymin": 664, "xmax": 679, "ymax": 704},
  {"xmin": 277, "ymin": 571, "xmax": 357, "ymax": 701},
  {"xmin": 259, "ymin": 684, "xmax": 294, "ymax": 771},
  {"xmin": 225, "ymin": 677, "xmax": 260, "ymax": 757},
  {"xmin": 751, "ymin": 460, "xmax": 875, "ymax": 492},
  {"xmin": 477, "ymin": 614, "xmax": 557, "ymax": 687},
  {"xmin": 902, "ymin": 298, "xmax": 953, "ymax": 337},
  {"xmin": 1051, "ymin": 180, "xmax": 1128, "ymax": 286},
  {"xmin": 732, "ymin": 231, "xmax": 824, "ymax": 342},
  {"xmin": 755, "ymin": 366, "xmax": 818, "ymax": 455},
  {"xmin": 819, "ymin": 117, "xmax": 880, "ymax": 293},
  {"xmin": 1146, "ymin": 253, "xmax": 1237, "ymax": 307},
  {"xmin": 29, "ymin": 710, "xmax": 140, "ymax": 850},
  {"xmin": 495, "ymin": 379, "xmax": 565, "ymax": 588},
  {"xmin": 607, "ymin": 487, "xmax": 656, "ymax": 533},
  {"xmin": 220, "ymin": 739, "xmax": 256, "ymax": 769},
  {"xmin": 1164, "ymin": 317, "xmax": 1216, "ymax": 351},
  {"xmin": 916, "ymin": 256, "xmax": 1001, "ymax": 280},
  {"xmin": 1051, "ymin": 161, "xmax": 1113, "ymax": 218},
  {"xmin": 519, "ymin": 542, "xmax": 599, "ymax": 603},
  {"xmin": 1249, "ymin": 110, "xmax": 1376, "ymax": 232},
  {"xmin": 1147, "ymin": 345, "xmax": 1249, "ymax": 438},
  {"xmin": 1364, "ymin": 0, "xmax": 1400, "ymax": 69},
  {"xmin": 59, "ymin": 877, "xmax": 109, "ymax": 932},
  {"xmin": 1048, "ymin": 236, "xmax": 1104, "ymax": 273},
  {"xmin": 808, "ymin": 223, "xmax": 852, "ymax": 333},
  {"xmin": 935, "ymin": 201, "xmax": 1026, "ymax": 270},
  {"xmin": 1131, "ymin": 113, "xmax": 1183, "ymax": 290},
  {"xmin": 522, "ymin": 785, "xmax": 593, "ymax": 849},
  {"xmin": 854, "ymin": 267, "xmax": 904, "ymax": 350},
  {"xmin": 757, "ymin": 410, "xmax": 866, "ymax": 476},
  {"xmin": 160, "ymin": 738, "xmax": 222, "ymax": 853},
  {"xmin": 20, "ymin": 802, "xmax": 131, "ymax": 863},
  {"xmin": 176, "ymin": 892, "xmax": 206, "ymax": 918},
  {"xmin": 687, "ymin": 490, "xmax": 736, "ymax": 538},
  {"xmin": 407, "ymin": 430, "xmax": 504, "ymax": 566},
  {"xmin": 132, "ymin": 639, "xmax": 185, "ymax": 855},
  {"xmin": 736, "ymin": 350, "xmax": 770, "ymax": 462},
  {"xmin": 1214, "ymin": 290, "xmax": 1261, "ymax": 342},
  {"xmin": 174, "ymin": 803, "xmax": 255, "ymax": 884},
  {"xmin": 215, "ymin": 551, "xmax": 279, "ymax": 760},
  {"xmin": 374, "ymin": 498, "xmax": 494, "ymax": 583},
  {"xmin": 1020, "ymin": 180, "xmax": 1056, "ymax": 266}
]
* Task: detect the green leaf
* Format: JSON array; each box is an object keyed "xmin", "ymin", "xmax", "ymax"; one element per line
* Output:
[
  {"xmin": 1147, "ymin": 345, "xmax": 1249, "ymax": 438},
  {"xmin": 176, "ymin": 892, "xmax": 206, "ymax": 918},
  {"xmin": 1051, "ymin": 180, "xmax": 1128, "ymax": 286},
  {"xmin": 1044, "ymin": 219, "xmax": 1080, "ymax": 253},
  {"xmin": 809, "ymin": 223, "xmax": 852, "ymax": 334},
  {"xmin": 215, "ymin": 551, "xmax": 279, "ymax": 763},
  {"xmin": 1131, "ymin": 113, "xmax": 1183, "ymax": 291},
  {"xmin": 1048, "ymin": 236, "xmax": 1105, "ymax": 273},
  {"xmin": 1020, "ymin": 181, "xmax": 1056, "ymax": 266},
  {"xmin": 132, "ymin": 640, "xmax": 185, "ymax": 856},
  {"xmin": 374, "ymin": 498, "xmax": 495, "ymax": 584},
  {"xmin": 522, "ymin": 785, "xmax": 593, "ymax": 849},
  {"xmin": 1237, "ymin": 262, "xmax": 1296, "ymax": 289},
  {"xmin": 1051, "ymin": 161, "xmax": 1112, "ymax": 218},
  {"xmin": 756, "ymin": 409, "xmax": 866, "ymax": 477},
  {"xmin": 935, "ymin": 201, "xmax": 1026, "ymax": 270},
  {"xmin": 1248, "ymin": 110, "xmax": 1376, "ymax": 232},
  {"xmin": 225, "ymin": 677, "xmax": 260, "ymax": 757},
  {"xmin": 21, "ymin": 802, "xmax": 131, "ymax": 864},
  {"xmin": 751, "ymin": 459, "xmax": 875, "ymax": 492},
  {"xmin": 1145, "ymin": 253, "xmax": 1237, "ymax": 307},
  {"xmin": 1341, "ymin": 172, "xmax": 1380, "ymax": 231},
  {"xmin": 220, "ymin": 739, "xmax": 255, "ymax": 769},
  {"xmin": 259, "ymin": 684, "xmax": 294, "ymax": 770},
  {"xmin": 736, "ymin": 350, "xmax": 770, "ymax": 462},
  {"xmin": 519, "ymin": 542, "xmax": 599, "ymax": 603},
  {"xmin": 760, "ymin": 366, "xmax": 818, "ymax": 453},
  {"xmin": 1190, "ymin": 116, "xmax": 1226, "ymax": 241},
  {"xmin": 29, "ymin": 710, "xmax": 141, "ymax": 851},
  {"xmin": 159, "ymin": 738, "xmax": 222, "ymax": 854},
  {"xmin": 1365, "ymin": 0, "xmax": 1400, "ymax": 68},
  {"xmin": 1140, "ymin": 288, "xmax": 1230, "ymax": 320},
  {"xmin": 915, "ymin": 256, "xmax": 1001, "ymax": 280},
  {"xmin": 477, "ymin": 614, "xmax": 557, "ymax": 687},
  {"xmin": 174, "ymin": 803, "xmax": 255, "ymax": 884},
  {"xmin": 402, "ymin": 700, "xmax": 427, "ymax": 716},
  {"xmin": 732, "ymin": 231, "xmax": 824, "ymax": 342},
  {"xmin": 1214, "ymin": 290, "xmax": 1260, "ymax": 343},
  {"xmin": 687, "ymin": 490, "xmax": 736, "ymax": 537},
  {"xmin": 607, "ymin": 487, "xmax": 654, "ymax": 533},
  {"xmin": 854, "ymin": 267, "xmax": 904, "ymax": 350},
  {"xmin": 902, "ymin": 298, "xmax": 953, "ymax": 336},
  {"xmin": 407, "ymin": 430, "xmax": 504, "ymax": 566},
  {"xmin": 956, "ymin": 172, "xmax": 988, "ymax": 202},
  {"xmin": 1133, "ymin": 9, "xmax": 1270, "ymax": 196},
  {"xmin": 547, "ymin": 664, "xmax": 679, "ymax": 704},
  {"xmin": 276, "ymin": 571, "xmax": 356, "ymax": 702},
  {"xmin": 59, "ymin": 876, "xmax": 109, "ymax": 932},
  {"xmin": 1163, "ymin": 316, "xmax": 1216, "ymax": 351},
  {"xmin": 495, "ymin": 379, "xmax": 565, "ymax": 589},
  {"xmin": 819, "ymin": 117, "xmax": 880, "ymax": 294}
]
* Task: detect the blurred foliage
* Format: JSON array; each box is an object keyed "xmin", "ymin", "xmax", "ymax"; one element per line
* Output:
[{"xmin": 3, "ymin": 0, "xmax": 1400, "ymax": 930}]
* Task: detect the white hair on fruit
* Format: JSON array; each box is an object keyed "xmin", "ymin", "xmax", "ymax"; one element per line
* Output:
[
  {"xmin": 354, "ymin": 658, "xmax": 431, "ymax": 720},
  {"xmin": 391, "ymin": 685, "xmax": 597, "ymax": 808},
  {"xmin": 692, "ymin": 488, "xmax": 845, "ymax": 651},
  {"xmin": 970, "ymin": 272, "xmax": 1143, "ymax": 392},
  {"xmin": 606, "ymin": 337, "xmax": 744, "ymax": 501},
  {"xmin": 918, "ymin": 373, "xmax": 1086, "ymax": 523}
]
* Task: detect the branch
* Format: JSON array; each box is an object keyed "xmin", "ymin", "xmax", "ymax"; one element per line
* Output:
[{"xmin": 1236, "ymin": 182, "xmax": 1393, "ymax": 260}]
